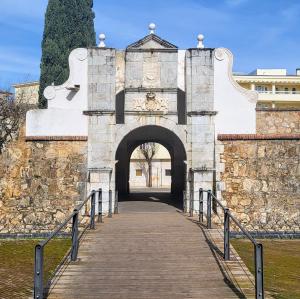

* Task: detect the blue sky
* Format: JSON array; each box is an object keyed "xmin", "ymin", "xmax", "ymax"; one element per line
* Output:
[{"xmin": 0, "ymin": 0, "xmax": 299, "ymax": 89}]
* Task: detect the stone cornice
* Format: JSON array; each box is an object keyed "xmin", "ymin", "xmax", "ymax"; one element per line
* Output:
[
  {"xmin": 125, "ymin": 110, "xmax": 178, "ymax": 115},
  {"xmin": 125, "ymin": 87, "xmax": 178, "ymax": 93},
  {"xmin": 83, "ymin": 110, "xmax": 115, "ymax": 115},
  {"xmin": 88, "ymin": 167, "xmax": 112, "ymax": 173},
  {"xmin": 190, "ymin": 167, "xmax": 215, "ymax": 172},
  {"xmin": 218, "ymin": 134, "xmax": 300, "ymax": 141},
  {"xmin": 256, "ymin": 108, "xmax": 300, "ymax": 112},
  {"xmin": 187, "ymin": 111, "xmax": 217, "ymax": 116},
  {"xmin": 126, "ymin": 48, "xmax": 178, "ymax": 53},
  {"xmin": 26, "ymin": 136, "xmax": 87, "ymax": 141}
]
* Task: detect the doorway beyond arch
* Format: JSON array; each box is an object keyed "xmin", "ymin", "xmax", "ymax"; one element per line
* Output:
[{"xmin": 115, "ymin": 125, "xmax": 187, "ymax": 198}]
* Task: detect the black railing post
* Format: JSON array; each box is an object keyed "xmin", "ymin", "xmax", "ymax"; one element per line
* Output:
[
  {"xmin": 199, "ymin": 188, "xmax": 203, "ymax": 223},
  {"xmin": 114, "ymin": 190, "xmax": 119, "ymax": 214},
  {"xmin": 207, "ymin": 190, "xmax": 212, "ymax": 229},
  {"xmin": 98, "ymin": 188, "xmax": 103, "ymax": 223},
  {"xmin": 183, "ymin": 191, "xmax": 187, "ymax": 213},
  {"xmin": 224, "ymin": 208, "xmax": 230, "ymax": 260},
  {"xmin": 90, "ymin": 190, "xmax": 96, "ymax": 229},
  {"xmin": 189, "ymin": 190, "xmax": 194, "ymax": 217},
  {"xmin": 108, "ymin": 190, "xmax": 112, "ymax": 218},
  {"xmin": 255, "ymin": 243, "xmax": 264, "ymax": 299},
  {"xmin": 34, "ymin": 244, "xmax": 43, "ymax": 299},
  {"xmin": 71, "ymin": 210, "xmax": 79, "ymax": 261}
]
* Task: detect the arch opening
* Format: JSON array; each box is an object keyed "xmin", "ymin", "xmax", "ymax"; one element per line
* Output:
[
  {"xmin": 115, "ymin": 125, "xmax": 187, "ymax": 207},
  {"xmin": 129, "ymin": 142, "xmax": 171, "ymax": 193}
]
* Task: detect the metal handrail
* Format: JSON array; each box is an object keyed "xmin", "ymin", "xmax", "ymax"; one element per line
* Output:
[
  {"xmin": 33, "ymin": 188, "xmax": 116, "ymax": 299},
  {"xmin": 197, "ymin": 189, "xmax": 264, "ymax": 299},
  {"xmin": 38, "ymin": 193, "xmax": 93, "ymax": 248}
]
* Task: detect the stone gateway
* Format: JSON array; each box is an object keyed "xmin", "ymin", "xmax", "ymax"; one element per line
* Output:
[
  {"xmin": 1, "ymin": 25, "xmax": 298, "ymax": 234},
  {"xmin": 26, "ymin": 25, "xmax": 257, "ymax": 215}
]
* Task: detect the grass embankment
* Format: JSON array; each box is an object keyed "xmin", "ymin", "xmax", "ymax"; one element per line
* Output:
[
  {"xmin": 232, "ymin": 239, "xmax": 300, "ymax": 299},
  {"xmin": 0, "ymin": 239, "xmax": 71, "ymax": 299}
]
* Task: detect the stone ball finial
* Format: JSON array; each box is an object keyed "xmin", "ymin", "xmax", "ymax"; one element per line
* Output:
[
  {"xmin": 98, "ymin": 33, "xmax": 106, "ymax": 48},
  {"xmin": 149, "ymin": 23, "xmax": 156, "ymax": 34},
  {"xmin": 197, "ymin": 34, "xmax": 205, "ymax": 49}
]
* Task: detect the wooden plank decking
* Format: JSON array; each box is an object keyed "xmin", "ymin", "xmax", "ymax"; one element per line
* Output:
[{"xmin": 48, "ymin": 195, "xmax": 250, "ymax": 299}]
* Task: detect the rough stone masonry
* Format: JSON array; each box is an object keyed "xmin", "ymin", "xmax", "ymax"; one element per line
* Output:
[{"xmin": 0, "ymin": 26, "xmax": 299, "ymax": 234}]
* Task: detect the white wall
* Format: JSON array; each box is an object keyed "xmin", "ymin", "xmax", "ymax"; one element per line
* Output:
[
  {"xmin": 214, "ymin": 48, "xmax": 258, "ymax": 134},
  {"xmin": 129, "ymin": 160, "xmax": 171, "ymax": 188},
  {"xmin": 26, "ymin": 48, "xmax": 88, "ymax": 137}
]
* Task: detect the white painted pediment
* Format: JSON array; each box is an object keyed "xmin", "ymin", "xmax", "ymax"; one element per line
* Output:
[
  {"xmin": 26, "ymin": 47, "xmax": 88, "ymax": 137},
  {"xmin": 214, "ymin": 48, "xmax": 258, "ymax": 134},
  {"xmin": 127, "ymin": 34, "xmax": 177, "ymax": 50}
]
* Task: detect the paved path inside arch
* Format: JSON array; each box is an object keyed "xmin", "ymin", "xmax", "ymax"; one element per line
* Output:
[{"xmin": 48, "ymin": 193, "xmax": 244, "ymax": 299}]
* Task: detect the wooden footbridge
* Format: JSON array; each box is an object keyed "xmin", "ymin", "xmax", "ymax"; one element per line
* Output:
[{"xmin": 34, "ymin": 192, "xmax": 265, "ymax": 299}]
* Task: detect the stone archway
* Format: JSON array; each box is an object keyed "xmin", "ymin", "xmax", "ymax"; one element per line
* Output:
[{"xmin": 115, "ymin": 125, "xmax": 187, "ymax": 196}]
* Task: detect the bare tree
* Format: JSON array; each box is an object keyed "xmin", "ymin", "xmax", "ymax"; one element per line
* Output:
[
  {"xmin": 137, "ymin": 142, "xmax": 159, "ymax": 187},
  {"xmin": 0, "ymin": 91, "xmax": 30, "ymax": 153}
]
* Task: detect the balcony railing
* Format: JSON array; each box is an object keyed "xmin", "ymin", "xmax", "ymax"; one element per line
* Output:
[{"xmin": 257, "ymin": 90, "xmax": 300, "ymax": 95}]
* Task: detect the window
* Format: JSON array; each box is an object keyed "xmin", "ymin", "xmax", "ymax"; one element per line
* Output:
[
  {"xmin": 284, "ymin": 88, "xmax": 289, "ymax": 94},
  {"xmin": 136, "ymin": 169, "xmax": 142, "ymax": 176},
  {"xmin": 255, "ymin": 86, "xmax": 268, "ymax": 93},
  {"xmin": 292, "ymin": 88, "xmax": 296, "ymax": 94},
  {"xmin": 165, "ymin": 169, "xmax": 171, "ymax": 176}
]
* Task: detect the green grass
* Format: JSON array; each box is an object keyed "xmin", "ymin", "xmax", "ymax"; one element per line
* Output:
[
  {"xmin": 231, "ymin": 239, "xmax": 300, "ymax": 299},
  {"xmin": 0, "ymin": 239, "xmax": 71, "ymax": 298}
]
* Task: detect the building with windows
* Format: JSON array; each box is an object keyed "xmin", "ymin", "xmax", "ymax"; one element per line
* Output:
[
  {"xmin": 129, "ymin": 144, "xmax": 171, "ymax": 190},
  {"xmin": 234, "ymin": 69, "xmax": 300, "ymax": 109},
  {"xmin": 12, "ymin": 81, "xmax": 39, "ymax": 105},
  {"xmin": 13, "ymin": 68, "xmax": 300, "ymax": 110}
]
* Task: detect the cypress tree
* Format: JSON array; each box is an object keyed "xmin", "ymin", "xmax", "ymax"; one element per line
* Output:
[{"xmin": 38, "ymin": 0, "xmax": 96, "ymax": 108}]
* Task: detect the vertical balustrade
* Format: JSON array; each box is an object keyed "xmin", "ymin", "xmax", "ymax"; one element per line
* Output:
[
  {"xmin": 108, "ymin": 190, "xmax": 112, "ymax": 218},
  {"xmin": 255, "ymin": 243, "xmax": 264, "ymax": 299},
  {"xmin": 114, "ymin": 190, "xmax": 119, "ymax": 214},
  {"xmin": 199, "ymin": 188, "xmax": 203, "ymax": 223},
  {"xmin": 90, "ymin": 190, "xmax": 96, "ymax": 229},
  {"xmin": 34, "ymin": 244, "xmax": 44, "ymax": 299},
  {"xmin": 224, "ymin": 208, "xmax": 230, "ymax": 260},
  {"xmin": 71, "ymin": 210, "xmax": 79, "ymax": 261},
  {"xmin": 189, "ymin": 190, "xmax": 194, "ymax": 217},
  {"xmin": 183, "ymin": 191, "xmax": 187, "ymax": 213},
  {"xmin": 98, "ymin": 188, "xmax": 103, "ymax": 223},
  {"xmin": 207, "ymin": 190, "xmax": 212, "ymax": 229}
]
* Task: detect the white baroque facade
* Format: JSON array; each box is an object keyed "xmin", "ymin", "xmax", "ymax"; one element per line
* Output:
[{"xmin": 26, "ymin": 28, "xmax": 257, "ymax": 212}]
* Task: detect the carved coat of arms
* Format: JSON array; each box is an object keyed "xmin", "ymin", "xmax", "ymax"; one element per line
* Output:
[{"xmin": 133, "ymin": 92, "xmax": 168, "ymax": 112}]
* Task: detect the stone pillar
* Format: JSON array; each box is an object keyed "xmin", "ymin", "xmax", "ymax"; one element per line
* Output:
[
  {"xmin": 185, "ymin": 49, "xmax": 216, "ymax": 214},
  {"xmin": 89, "ymin": 168, "xmax": 113, "ymax": 214},
  {"xmin": 86, "ymin": 48, "xmax": 117, "ymax": 213}
]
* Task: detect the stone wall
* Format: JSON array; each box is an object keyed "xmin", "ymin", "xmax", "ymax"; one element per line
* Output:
[
  {"xmin": 0, "ymin": 127, "xmax": 87, "ymax": 234},
  {"xmin": 219, "ymin": 136, "xmax": 300, "ymax": 231},
  {"xmin": 256, "ymin": 108, "xmax": 300, "ymax": 134}
]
